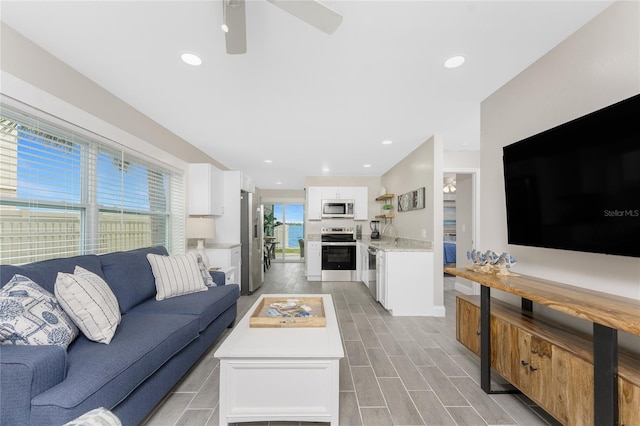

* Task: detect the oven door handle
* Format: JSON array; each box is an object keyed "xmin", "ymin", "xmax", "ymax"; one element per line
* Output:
[{"xmin": 321, "ymin": 242, "xmax": 357, "ymax": 246}]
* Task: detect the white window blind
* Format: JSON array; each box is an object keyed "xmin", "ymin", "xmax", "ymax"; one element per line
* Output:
[{"xmin": 0, "ymin": 102, "xmax": 184, "ymax": 265}]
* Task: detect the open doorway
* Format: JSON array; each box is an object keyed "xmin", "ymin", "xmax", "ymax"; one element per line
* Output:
[
  {"xmin": 442, "ymin": 169, "xmax": 479, "ymax": 294},
  {"xmin": 266, "ymin": 203, "xmax": 305, "ymax": 263}
]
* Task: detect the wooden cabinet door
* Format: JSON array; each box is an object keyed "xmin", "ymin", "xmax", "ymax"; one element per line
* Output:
[
  {"xmin": 516, "ymin": 328, "xmax": 532, "ymax": 391},
  {"xmin": 529, "ymin": 335, "xmax": 553, "ymax": 409},
  {"xmin": 619, "ymin": 376, "xmax": 640, "ymax": 426},
  {"xmin": 490, "ymin": 317, "xmax": 517, "ymax": 383},
  {"xmin": 551, "ymin": 346, "xmax": 593, "ymax": 426},
  {"xmin": 456, "ymin": 297, "xmax": 480, "ymax": 356}
]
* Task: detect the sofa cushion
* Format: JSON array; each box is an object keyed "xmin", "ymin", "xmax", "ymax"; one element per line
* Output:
[
  {"xmin": 99, "ymin": 246, "xmax": 168, "ymax": 314},
  {"xmin": 0, "ymin": 255, "xmax": 104, "ymax": 296},
  {"xmin": 128, "ymin": 284, "xmax": 240, "ymax": 332},
  {"xmin": 55, "ymin": 267, "xmax": 121, "ymax": 344},
  {"xmin": 0, "ymin": 275, "xmax": 79, "ymax": 349},
  {"xmin": 31, "ymin": 312, "xmax": 199, "ymax": 419},
  {"xmin": 146, "ymin": 252, "xmax": 208, "ymax": 300}
]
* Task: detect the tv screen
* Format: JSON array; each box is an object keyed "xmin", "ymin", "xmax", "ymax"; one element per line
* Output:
[{"xmin": 503, "ymin": 94, "xmax": 640, "ymax": 258}]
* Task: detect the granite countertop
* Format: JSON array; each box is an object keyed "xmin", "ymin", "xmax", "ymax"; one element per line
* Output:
[
  {"xmin": 358, "ymin": 236, "xmax": 432, "ymax": 252},
  {"xmin": 206, "ymin": 242, "xmax": 242, "ymax": 249}
]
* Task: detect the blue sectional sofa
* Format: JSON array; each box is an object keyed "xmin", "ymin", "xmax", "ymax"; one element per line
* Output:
[{"xmin": 0, "ymin": 246, "xmax": 240, "ymax": 426}]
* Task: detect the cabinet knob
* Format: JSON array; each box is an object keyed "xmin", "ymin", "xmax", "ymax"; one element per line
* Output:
[
  {"xmin": 531, "ymin": 348, "xmax": 538, "ymax": 354},
  {"xmin": 476, "ymin": 331, "xmax": 481, "ymax": 336},
  {"xmin": 521, "ymin": 360, "xmax": 529, "ymax": 366},
  {"xmin": 529, "ymin": 365, "xmax": 538, "ymax": 372}
]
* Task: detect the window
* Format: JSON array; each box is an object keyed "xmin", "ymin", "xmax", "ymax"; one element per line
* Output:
[{"xmin": 0, "ymin": 103, "xmax": 184, "ymax": 264}]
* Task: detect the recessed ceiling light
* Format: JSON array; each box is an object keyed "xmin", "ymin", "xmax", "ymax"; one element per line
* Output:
[
  {"xmin": 322, "ymin": 167, "xmax": 330, "ymax": 173},
  {"xmin": 221, "ymin": 24, "xmax": 229, "ymax": 33},
  {"xmin": 265, "ymin": 159, "xmax": 273, "ymax": 163},
  {"xmin": 444, "ymin": 55, "xmax": 465, "ymax": 69},
  {"xmin": 181, "ymin": 52, "xmax": 202, "ymax": 66},
  {"xmin": 363, "ymin": 164, "xmax": 371, "ymax": 168},
  {"xmin": 382, "ymin": 140, "xmax": 393, "ymax": 145},
  {"xmin": 276, "ymin": 181, "xmax": 282, "ymax": 185}
]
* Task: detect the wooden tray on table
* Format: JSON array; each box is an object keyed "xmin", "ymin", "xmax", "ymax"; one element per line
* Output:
[{"xmin": 249, "ymin": 296, "xmax": 326, "ymax": 328}]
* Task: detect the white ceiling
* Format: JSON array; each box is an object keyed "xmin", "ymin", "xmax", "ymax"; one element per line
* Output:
[{"xmin": 1, "ymin": 1, "xmax": 612, "ymax": 190}]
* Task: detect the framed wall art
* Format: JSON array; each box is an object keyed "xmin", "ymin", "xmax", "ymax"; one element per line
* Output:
[{"xmin": 397, "ymin": 187, "xmax": 425, "ymax": 212}]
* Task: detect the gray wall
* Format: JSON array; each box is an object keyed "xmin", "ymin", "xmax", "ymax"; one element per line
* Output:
[{"xmin": 480, "ymin": 1, "xmax": 639, "ymax": 348}]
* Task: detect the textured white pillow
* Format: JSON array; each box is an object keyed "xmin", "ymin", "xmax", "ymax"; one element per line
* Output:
[
  {"xmin": 146, "ymin": 252, "xmax": 208, "ymax": 300},
  {"xmin": 55, "ymin": 266, "xmax": 121, "ymax": 344},
  {"xmin": 0, "ymin": 274, "xmax": 79, "ymax": 349},
  {"xmin": 195, "ymin": 253, "xmax": 216, "ymax": 286}
]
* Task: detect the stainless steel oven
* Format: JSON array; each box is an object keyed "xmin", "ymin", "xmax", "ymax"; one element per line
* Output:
[{"xmin": 321, "ymin": 227, "xmax": 357, "ymax": 281}]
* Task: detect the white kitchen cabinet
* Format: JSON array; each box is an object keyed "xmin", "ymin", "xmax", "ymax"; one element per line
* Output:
[
  {"xmin": 205, "ymin": 245, "xmax": 242, "ymax": 285},
  {"xmin": 353, "ymin": 187, "xmax": 368, "ymax": 221},
  {"xmin": 377, "ymin": 250, "xmax": 434, "ymax": 316},
  {"xmin": 306, "ymin": 241, "xmax": 322, "ymax": 281},
  {"xmin": 377, "ymin": 251, "xmax": 387, "ymax": 308},
  {"xmin": 357, "ymin": 242, "xmax": 368, "ymax": 284},
  {"xmin": 307, "ymin": 187, "xmax": 322, "ymax": 221},
  {"xmin": 188, "ymin": 163, "xmax": 224, "ymax": 216},
  {"xmin": 321, "ymin": 187, "xmax": 355, "ymax": 200}
]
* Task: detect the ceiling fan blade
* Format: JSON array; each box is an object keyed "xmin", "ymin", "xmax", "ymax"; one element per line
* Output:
[
  {"xmin": 224, "ymin": 0, "xmax": 247, "ymax": 54},
  {"xmin": 266, "ymin": 0, "xmax": 343, "ymax": 35}
]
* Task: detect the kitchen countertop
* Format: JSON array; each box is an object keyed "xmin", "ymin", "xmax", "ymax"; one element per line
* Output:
[
  {"xmin": 205, "ymin": 243, "xmax": 242, "ymax": 249},
  {"xmin": 358, "ymin": 236, "xmax": 432, "ymax": 252}
]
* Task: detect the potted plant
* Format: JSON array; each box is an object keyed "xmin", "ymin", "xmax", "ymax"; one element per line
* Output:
[
  {"xmin": 264, "ymin": 210, "xmax": 282, "ymax": 237},
  {"xmin": 382, "ymin": 204, "xmax": 393, "ymax": 211}
]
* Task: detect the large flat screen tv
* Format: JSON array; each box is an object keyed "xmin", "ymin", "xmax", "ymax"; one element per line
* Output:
[{"xmin": 503, "ymin": 94, "xmax": 640, "ymax": 258}]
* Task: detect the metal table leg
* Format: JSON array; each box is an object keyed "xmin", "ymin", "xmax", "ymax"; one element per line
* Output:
[
  {"xmin": 593, "ymin": 323, "xmax": 618, "ymax": 426},
  {"xmin": 480, "ymin": 285, "xmax": 520, "ymax": 394}
]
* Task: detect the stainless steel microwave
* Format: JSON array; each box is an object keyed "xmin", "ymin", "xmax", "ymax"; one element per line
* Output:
[{"xmin": 322, "ymin": 200, "xmax": 355, "ymax": 218}]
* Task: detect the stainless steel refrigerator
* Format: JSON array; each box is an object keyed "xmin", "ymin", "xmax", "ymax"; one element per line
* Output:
[{"xmin": 240, "ymin": 191, "xmax": 263, "ymax": 295}]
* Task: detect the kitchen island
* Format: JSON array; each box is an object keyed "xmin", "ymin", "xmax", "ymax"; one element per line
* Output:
[{"xmin": 359, "ymin": 238, "xmax": 442, "ymax": 316}]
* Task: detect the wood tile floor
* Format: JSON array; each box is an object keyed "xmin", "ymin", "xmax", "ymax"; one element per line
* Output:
[{"xmin": 143, "ymin": 263, "xmax": 560, "ymax": 426}]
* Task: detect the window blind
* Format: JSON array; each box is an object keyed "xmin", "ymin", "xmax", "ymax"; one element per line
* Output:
[{"xmin": 0, "ymin": 102, "xmax": 184, "ymax": 265}]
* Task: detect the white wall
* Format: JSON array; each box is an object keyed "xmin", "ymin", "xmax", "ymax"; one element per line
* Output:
[
  {"xmin": 444, "ymin": 150, "xmax": 480, "ymax": 170},
  {"xmin": 454, "ymin": 174, "xmax": 474, "ymax": 294},
  {"xmin": 0, "ymin": 23, "xmax": 221, "ymax": 171},
  {"xmin": 480, "ymin": 1, "xmax": 639, "ymax": 348},
  {"xmin": 382, "ymin": 136, "xmax": 444, "ymax": 313}
]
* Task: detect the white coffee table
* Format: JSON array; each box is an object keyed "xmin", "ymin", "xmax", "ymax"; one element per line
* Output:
[{"xmin": 215, "ymin": 294, "xmax": 344, "ymax": 426}]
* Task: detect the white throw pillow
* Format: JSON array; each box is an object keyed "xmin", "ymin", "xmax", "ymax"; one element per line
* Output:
[
  {"xmin": 195, "ymin": 253, "xmax": 216, "ymax": 286},
  {"xmin": 55, "ymin": 266, "xmax": 121, "ymax": 344},
  {"xmin": 146, "ymin": 252, "xmax": 209, "ymax": 300},
  {"xmin": 0, "ymin": 274, "xmax": 79, "ymax": 349}
]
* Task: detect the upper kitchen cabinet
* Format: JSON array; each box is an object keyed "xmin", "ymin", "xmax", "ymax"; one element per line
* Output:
[
  {"xmin": 353, "ymin": 187, "xmax": 368, "ymax": 220},
  {"xmin": 307, "ymin": 187, "xmax": 322, "ymax": 220},
  {"xmin": 188, "ymin": 163, "xmax": 224, "ymax": 216},
  {"xmin": 321, "ymin": 187, "xmax": 355, "ymax": 200}
]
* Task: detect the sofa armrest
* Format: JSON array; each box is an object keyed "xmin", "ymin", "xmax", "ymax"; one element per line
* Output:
[
  {"xmin": 209, "ymin": 270, "xmax": 226, "ymax": 286},
  {"xmin": 0, "ymin": 345, "xmax": 67, "ymax": 425}
]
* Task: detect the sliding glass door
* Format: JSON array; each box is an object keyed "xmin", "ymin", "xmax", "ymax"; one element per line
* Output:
[{"xmin": 269, "ymin": 203, "xmax": 304, "ymax": 263}]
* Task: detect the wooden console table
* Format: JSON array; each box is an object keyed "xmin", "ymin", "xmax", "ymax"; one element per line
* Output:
[{"xmin": 445, "ymin": 267, "xmax": 640, "ymax": 426}]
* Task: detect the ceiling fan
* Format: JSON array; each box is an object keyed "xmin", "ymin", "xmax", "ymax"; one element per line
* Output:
[
  {"xmin": 443, "ymin": 177, "xmax": 456, "ymax": 193},
  {"xmin": 222, "ymin": 0, "xmax": 343, "ymax": 54}
]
